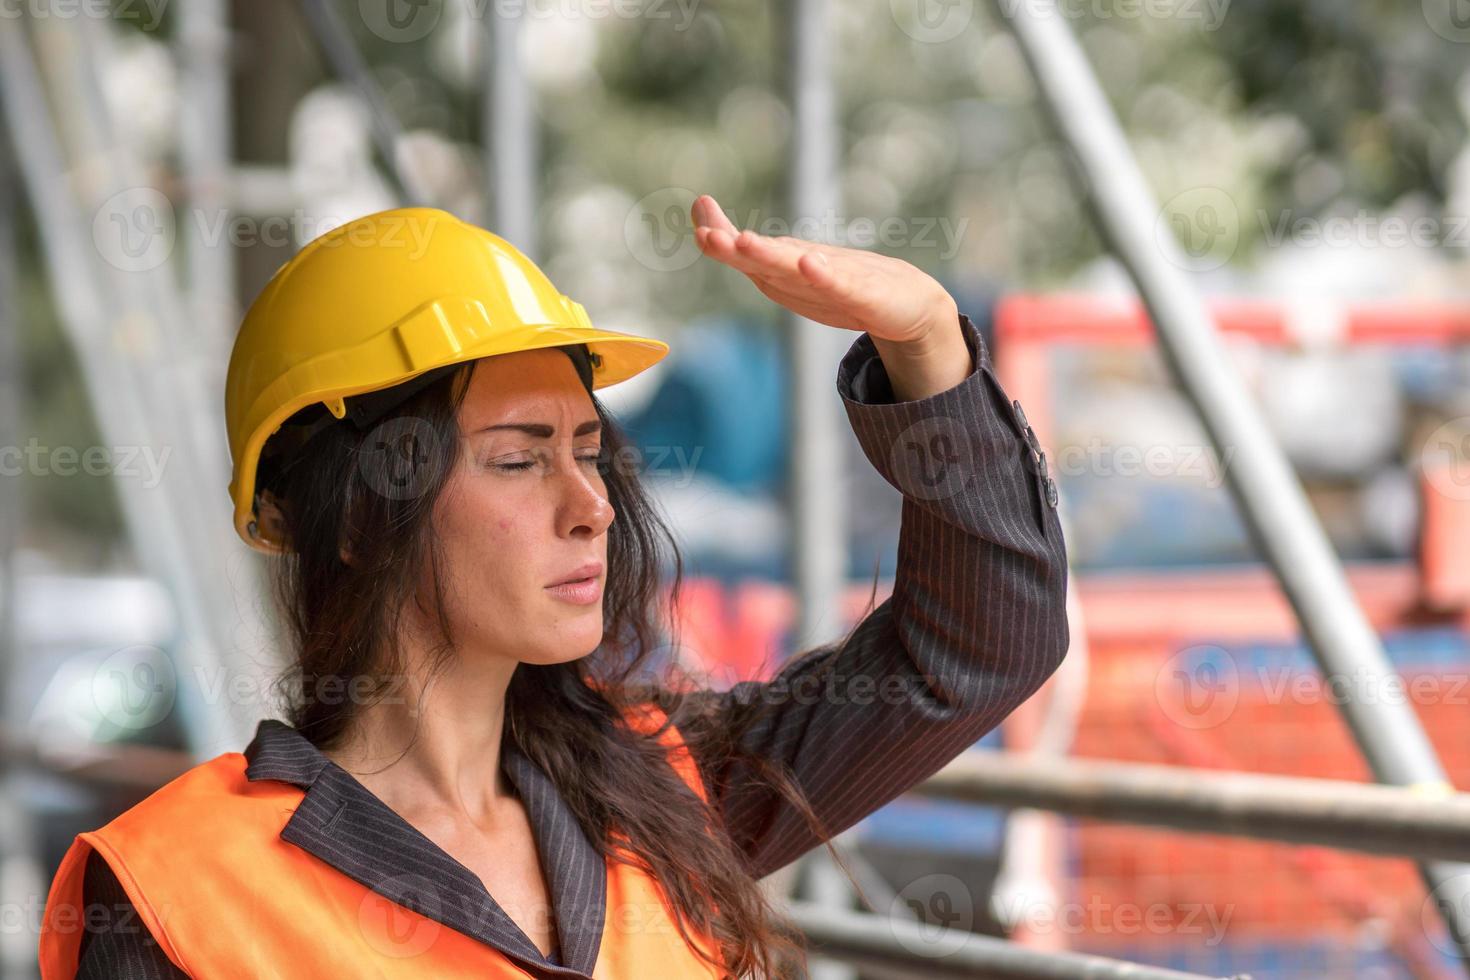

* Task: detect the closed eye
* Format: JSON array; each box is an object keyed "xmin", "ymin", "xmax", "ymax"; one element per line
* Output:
[{"xmin": 488, "ymin": 450, "xmax": 602, "ymax": 472}]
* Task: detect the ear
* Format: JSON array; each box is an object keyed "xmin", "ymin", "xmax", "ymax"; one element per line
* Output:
[{"xmin": 256, "ymin": 489, "xmax": 291, "ymax": 549}]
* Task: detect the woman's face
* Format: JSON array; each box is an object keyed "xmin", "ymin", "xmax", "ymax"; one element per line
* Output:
[{"xmin": 424, "ymin": 346, "xmax": 613, "ymax": 667}]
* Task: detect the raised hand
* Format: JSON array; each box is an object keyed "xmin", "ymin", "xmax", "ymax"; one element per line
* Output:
[{"xmin": 690, "ymin": 194, "xmax": 972, "ymax": 401}]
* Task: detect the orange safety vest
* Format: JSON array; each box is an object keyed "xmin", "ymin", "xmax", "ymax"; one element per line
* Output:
[{"xmin": 38, "ymin": 704, "xmax": 725, "ymax": 979}]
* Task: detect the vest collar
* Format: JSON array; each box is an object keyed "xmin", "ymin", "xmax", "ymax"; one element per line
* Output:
[{"xmin": 241, "ymin": 717, "xmax": 608, "ymax": 978}]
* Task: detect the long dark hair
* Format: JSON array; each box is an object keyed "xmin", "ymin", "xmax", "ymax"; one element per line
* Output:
[{"xmin": 254, "ymin": 351, "xmax": 875, "ymax": 978}]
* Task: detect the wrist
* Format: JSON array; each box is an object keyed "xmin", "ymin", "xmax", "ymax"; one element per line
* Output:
[{"xmin": 870, "ymin": 306, "xmax": 972, "ymax": 402}]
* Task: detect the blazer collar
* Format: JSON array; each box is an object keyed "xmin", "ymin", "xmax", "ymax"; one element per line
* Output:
[{"xmin": 242, "ymin": 718, "xmax": 607, "ymax": 978}]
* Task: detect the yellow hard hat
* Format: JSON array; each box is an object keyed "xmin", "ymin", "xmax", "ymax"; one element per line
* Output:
[{"xmin": 225, "ymin": 206, "xmax": 670, "ymax": 554}]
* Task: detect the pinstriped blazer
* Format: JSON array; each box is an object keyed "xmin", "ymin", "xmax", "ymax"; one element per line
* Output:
[{"xmin": 68, "ymin": 311, "xmax": 1069, "ymax": 979}]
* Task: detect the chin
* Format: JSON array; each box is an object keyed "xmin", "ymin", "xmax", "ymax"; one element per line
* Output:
[
  {"xmin": 519, "ymin": 642, "xmax": 600, "ymax": 668},
  {"xmin": 524, "ymin": 617, "xmax": 605, "ymax": 666}
]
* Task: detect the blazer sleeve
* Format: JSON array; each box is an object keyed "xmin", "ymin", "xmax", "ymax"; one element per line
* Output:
[
  {"xmin": 75, "ymin": 848, "xmax": 189, "ymax": 980},
  {"xmin": 681, "ymin": 310, "xmax": 1070, "ymax": 879}
]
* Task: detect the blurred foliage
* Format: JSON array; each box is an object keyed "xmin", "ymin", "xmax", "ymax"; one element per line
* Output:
[{"xmin": 16, "ymin": 0, "xmax": 1470, "ymax": 551}]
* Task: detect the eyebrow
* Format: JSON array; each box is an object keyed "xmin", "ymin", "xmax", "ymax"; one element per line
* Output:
[{"xmin": 475, "ymin": 420, "xmax": 603, "ymax": 438}]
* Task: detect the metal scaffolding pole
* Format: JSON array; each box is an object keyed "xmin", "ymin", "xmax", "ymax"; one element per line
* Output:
[
  {"xmin": 298, "ymin": 0, "xmax": 430, "ymax": 206},
  {"xmin": 178, "ymin": 0, "xmax": 239, "ymax": 348},
  {"xmin": 68, "ymin": 15, "xmax": 273, "ymax": 751},
  {"xmin": 482, "ymin": 5, "xmax": 537, "ymax": 258},
  {"xmin": 0, "ymin": 17, "xmax": 259, "ymax": 755},
  {"xmin": 990, "ymin": 0, "xmax": 1470, "ymax": 963},
  {"xmin": 0, "ymin": 103, "xmax": 41, "ymax": 980},
  {"xmin": 783, "ymin": 2, "xmax": 857, "ymax": 975},
  {"xmin": 921, "ymin": 751, "xmax": 1470, "ymax": 863},
  {"xmin": 789, "ymin": 902, "xmax": 1236, "ymax": 980},
  {"xmin": 0, "ymin": 84, "xmax": 20, "ymax": 758},
  {"xmin": 784, "ymin": 0, "xmax": 848, "ymax": 652}
]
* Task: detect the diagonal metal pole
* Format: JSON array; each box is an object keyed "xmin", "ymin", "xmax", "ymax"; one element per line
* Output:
[
  {"xmin": 0, "ymin": 18, "xmax": 219, "ymax": 754},
  {"xmin": 989, "ymin": 0, "xmax": 1470, "ymax": 964},
  {"xmin": 1, "ymin": 15, "xmax": 264, "ymax": 756},
  {"xmin": 59, "ymin": 14, "xmax": 275, "ymax": 753},
  {"xmin": 297, "ymin": 0, "xmax": 430, "ymax": 206}
]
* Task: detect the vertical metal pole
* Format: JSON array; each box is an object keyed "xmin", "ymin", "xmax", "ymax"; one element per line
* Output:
[
  {"xmin": 178, "ymin": 0, "xmax": 238, "ymax": 348},
  {"xmin": 785, "ymin": 0, "xmax": 847, "ymax": 651},
  {"xmin": 0, "ymin": 80, "xmax": 20, "ymax": 765},
  {"xmin": 991, "ymin": 0, "xmax": 1470, "ymax": 963},
  {"xmin": 0, "ymin": 97, "xmax": 41, "ymax": 980},
  {"xmin": 784, "ymin": 2, "xmax": 856, "ymax": 977},
  {"xmin": 483, "ymin": 5, "xmax": 537, "ymax": 258}
]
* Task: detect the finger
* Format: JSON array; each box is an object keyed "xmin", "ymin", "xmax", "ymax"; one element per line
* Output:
[
  {"xmin": 796, "ymin": 245, "xmax": 876, "ymax": 316},
  {"xmin": 722, "ymin": 229, "xmax": 816, "ymax": 282},
  {"xmin": 691, "ymin": 194, "xmax": 740, "ymax": 237},
  {"xmin": 796, "ymin": 250, "xmax": 837, "ymax": 291}
]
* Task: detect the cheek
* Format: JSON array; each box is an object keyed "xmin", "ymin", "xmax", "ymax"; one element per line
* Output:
[{"xmin": 458, "ymin": 486, "xmax": 536, "ymax": 552}]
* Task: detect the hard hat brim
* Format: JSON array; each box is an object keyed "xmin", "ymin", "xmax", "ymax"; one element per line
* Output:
[{"xmin": 229, "ymin": 317, "xmax": 668, "ymax": 555}]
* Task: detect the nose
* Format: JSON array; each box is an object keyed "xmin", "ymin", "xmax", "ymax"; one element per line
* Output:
[{"xmin": 554, "ymin": 449, "xmax": 614, "ymax": 539}]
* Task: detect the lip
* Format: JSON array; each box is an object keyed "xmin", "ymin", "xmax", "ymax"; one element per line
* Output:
[
  {"xmin": 545, "ymin": 563, "xmax": 604, "ymax": 606},
  {"xmin": 547, "ymin": 562, "xmax": 604, "ymax": 588}
]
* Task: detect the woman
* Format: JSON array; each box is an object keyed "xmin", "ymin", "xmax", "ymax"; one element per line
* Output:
[{"xmin": 39, "ymin": 197, "xmax": 1068, "ymax": 978}]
